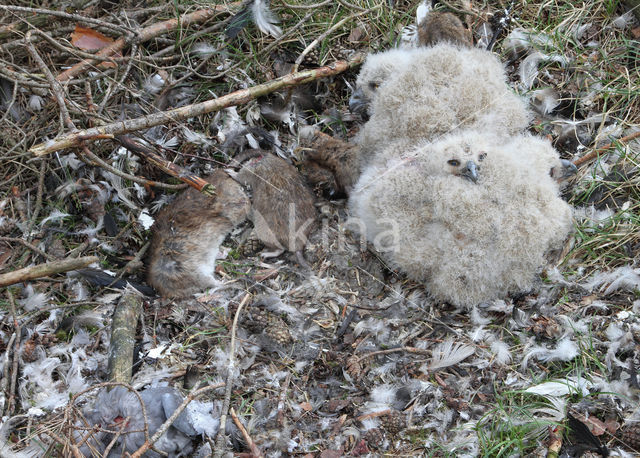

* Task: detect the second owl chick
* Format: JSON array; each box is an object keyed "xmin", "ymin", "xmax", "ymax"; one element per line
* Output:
[{"xmin": 355, "ymin": 44, "xmax": 531, "ymax": 166}]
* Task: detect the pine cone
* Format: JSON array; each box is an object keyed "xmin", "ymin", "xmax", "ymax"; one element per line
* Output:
[
  {"xmin": 380, "ymin": 410, "xmax": 406, "ymax": 436},
  {"xmin": 620, "ymin": 424, "xmax": 640, "ymax": 452}
]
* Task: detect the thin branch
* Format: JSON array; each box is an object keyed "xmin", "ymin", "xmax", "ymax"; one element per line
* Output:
[
  {"xmin": 230, "ymin": 408, "xmax": 264, "ymax": 458},
  {"xmin": 129, "ymin": 383, "xmax": 225, "ymax": 458},
  {"xmin": 56, "ymin": 5, "xmax": 242, "ymax": 83},
  {"xmin": 213, "ymin": 293, "xmax": 252, "ymax": 457},
  {"xmin": 293, "ymin": 6, "xmax": 380, "ymax": 72},
  {"xmin": 78, "ymin": 146, "xmax": 187, "ymax": 190},
  {"xmin": 573, "ymin": 130, "xmax": 640, "ymax": 167},
  {"xmin": 30, "ymin": 54, "xmax": 365, "ymax": 156},
  {"xmin": 116, "ymin": 136, "xmax": 215, "ymax": 194},
  {"xmin": 0, "ymin": 256, "xmax": 99, "ymax": 287},
  {"xmin": 0, "ymin": 237, "xmax": 55, "ymax": 261}
]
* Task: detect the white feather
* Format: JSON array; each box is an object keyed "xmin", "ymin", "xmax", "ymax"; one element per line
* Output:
[
  {"xmin": 251, "ymin": 0, "xmax": 282, "ymax": 38},
  {"xmin": 525, "ymin": 376, "xmax": 593, "ymax": 397},
  {"xmin": 521, "ymin": 337, "xmax": 578, "ymax": 369},
  {"xmin": 426, "ymin": 338, "xmax": 475, "ymax": 371},
  {"xmin": 490, "ymin": 340, "xmax": 512, "ymax": 364}
]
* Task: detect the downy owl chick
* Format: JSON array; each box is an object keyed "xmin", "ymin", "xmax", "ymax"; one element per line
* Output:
[{"xmin": 349, "ymin": 129, "xmax": 573, "ymax": 306}]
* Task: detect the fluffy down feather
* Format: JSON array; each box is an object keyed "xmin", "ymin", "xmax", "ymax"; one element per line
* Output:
[
  {"xmin": 349, "ymin": 49, "xmax": 415, "ymax": 118},
  {"xmin": 354, "ymin": 44, "xmax": 530, "ymax": 163},
  {"xmin": 349, "ymin": 129, "xmax": 573, "ymax": 306}
]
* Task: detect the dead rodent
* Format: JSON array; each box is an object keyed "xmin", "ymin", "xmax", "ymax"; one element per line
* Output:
[
  {"xmin": 147, "ymin": 170, "xmax": 250, "ymax": 297},
  {"xmin": 302, "ymin": 131, "xmax": 361, "ymax": 198},
  {"xmin": 418, "ymin": 11, "xmax": 472, "ymax": 47},
  {"xmin": 234, "ymin": 150, "xmax": 317, "ymax": 258}
]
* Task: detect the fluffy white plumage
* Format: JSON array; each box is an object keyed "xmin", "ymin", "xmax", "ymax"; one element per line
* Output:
[
  {"xmin": 349, "ymin": 129, "xmax": 573, "ymax": 306},
  {"xmin": 354, "ymin": 44, "xmax": 531, "ymax": 163}
]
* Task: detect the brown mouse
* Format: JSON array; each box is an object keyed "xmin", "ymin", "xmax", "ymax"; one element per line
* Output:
[
  {"xmin": 147, "ymin": 170, "xmax": 250, "ymax": 297},
  {"xmin": 418, "ymin": 11, "xmax": 472, "ymax": 47},
  {"xmin": 234, "ymin": 150, "xmax": 317, "ymax": 262}
]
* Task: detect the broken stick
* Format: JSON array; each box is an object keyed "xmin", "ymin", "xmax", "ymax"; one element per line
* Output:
[
  {"xmin": 0, "ymin": 255, "xmax": 98, "ymax": 287},
  {"xmin": 29, "ymin": 54, "xmax": 365, "ymax": 157}
]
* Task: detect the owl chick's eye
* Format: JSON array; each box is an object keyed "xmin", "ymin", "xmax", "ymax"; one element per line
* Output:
[
  {"xmin": 478, "ymin": 153, "xmax": 487, "ymax": 162},
  {"xmin": 447, "ymin": 159, "xmax": 460, "ymax": 167},
  {"xmin": 369, "ymin": 81, "xmax": 380, "ymax": 90}
]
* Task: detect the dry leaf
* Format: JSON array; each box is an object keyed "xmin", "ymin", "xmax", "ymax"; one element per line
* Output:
[
  {"xmin": 71, "ymin": 25, "xmax": 115, "ymax": 51},
  {"xmin": 348, "ymin": 26, "xmax": 365, "ymax": 42},
  {"xmin": 299, "ymin": 402, "xmax": 312, "ymax": 412}
]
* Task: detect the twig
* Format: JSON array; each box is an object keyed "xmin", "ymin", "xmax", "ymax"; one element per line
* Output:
[
  {"xmin": 129, "ymin": 383, "xmax": 225, "ymax": 458},
  {"xmin": 230, "ymin": 407, "xmax": 264, "ymax": 458},
  {"xmin": 25, "ymin": 159, "xmax": 48, "ymax": 240},
  {"xmin": 78, "ymin": 146, "xmax": 186, "ymax": 190},
  {"xmin": 213, "ymin": 293, "xmax": 252, "ymax": 457},
  {"xmin": 572, "ymin": 130, "xmax": 640, "ymax": 167},
  {"xmin": 293, "ymin": 6, "xmax": 380, "ymax": 72},
  {"xmin": 29, "ymin": 54, "xmax": 365, "ymax": 156},
  {"xmin": 115, "ymin": 136, "xmax": 215, "ymax": 194},
  {"xmin": 118, "ymin": 241, "xmax": 150, "ymax": 277},
  {"xmin": 107, "ymin": 290, "xmax": 142, "ymax": 383},
  {"xmin": 56, "ymin": 5, "xmax": 241, "ymax": 83},
  {"xmin": 0, "ymin": 237, "xmax": 55, "ymax": 261},
  {"xmin": 1, "ymin": 333, "xmax": 15, "ymax": 417},
  {"xmin": 276, "ymin": 373, "xmax": 291, "ymax": 427},
  {"xmin": 355, "ymin": 346, "xmax": 431, "ymax": 364},
  {"xmin": 356, "ymin": 409, "xmax": 392, "ymax": 422},
  {"xmin": 0, "ymin": 5, "xmax": 134, "ymax": 36},
  {"xmin": 279, "ymin": 0, "xmax": 332, "ymax": 9},
  {"xmin": 0, "ymin": 255, "xmax": 99, "ymax": 287},
  {"xmin": 4, "ymin": 291, "xmax": 19, "ymax": 417},
  {"xmin": 25, "ymin": 29, "xmax": 75, "ymax": 131}
]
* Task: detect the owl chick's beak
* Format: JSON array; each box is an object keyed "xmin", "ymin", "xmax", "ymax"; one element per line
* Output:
[
  {"xmin": 560, "ymin": 159, "xmax": 578, "ymax": 177},
  {"xmin": 462, "ymin": 160, "xmax": 478, "ymax": 183},
  {"xmin": 349, "ymin": 88, "xmax": 370, "ymax": 120}
]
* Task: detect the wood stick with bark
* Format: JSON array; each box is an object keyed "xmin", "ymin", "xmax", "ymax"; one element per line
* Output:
[
  {"xmin": 29, "ymin": 54, "xmax": 365, "ymax": 157},
  {"xmin": 572, "ymin": 130, "xmax": 640, "ymax": 167},
  {"xmin": 107, "ymin": 289, "xmax": 142, "ymax": 383},
  {"xmin": 116, "ymin": 135, "xmax": 216, "ymax": 195},
  {"xmin": 0, "ymin": 256, "xmax": 98, "ymax": 287}
]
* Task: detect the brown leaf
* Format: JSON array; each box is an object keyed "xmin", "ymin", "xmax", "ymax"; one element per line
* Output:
[
  {"xmin": 319, "ymin": 450, "xmax": 343, "ymax": 458},
  {"xmin": 632, "ymin": 27, "xmax": 640, "ymax": 39},
  {"xmin": 299, "ymin": 402, "xmax": 313, "ymax": 412},
  {"xmin": 348, "ymin": 26, "xmax": 365, "ymax": 42},
  {"xmin": 71, "ymin": 25, "xmax": 114, "ymax": 51}
]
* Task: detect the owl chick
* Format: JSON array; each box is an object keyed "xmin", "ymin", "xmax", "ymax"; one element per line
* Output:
[
  {"xmin": 356, "ymin": 44, "xmax": 531, "ymax": 165},
  {"xmin": 350, "ymin": 8, "xmax": 471, "ymax": 117},
  {"xmin": 147, "ymin": 170, "xmax": 250, "ymax": 297},
  {"xmin": 348, "ymin": 48, "xmax": 414, "ymax": 118},
  {"xmin": 349, "ymin": 129, "xmax": 573, "ymax": 306}
]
